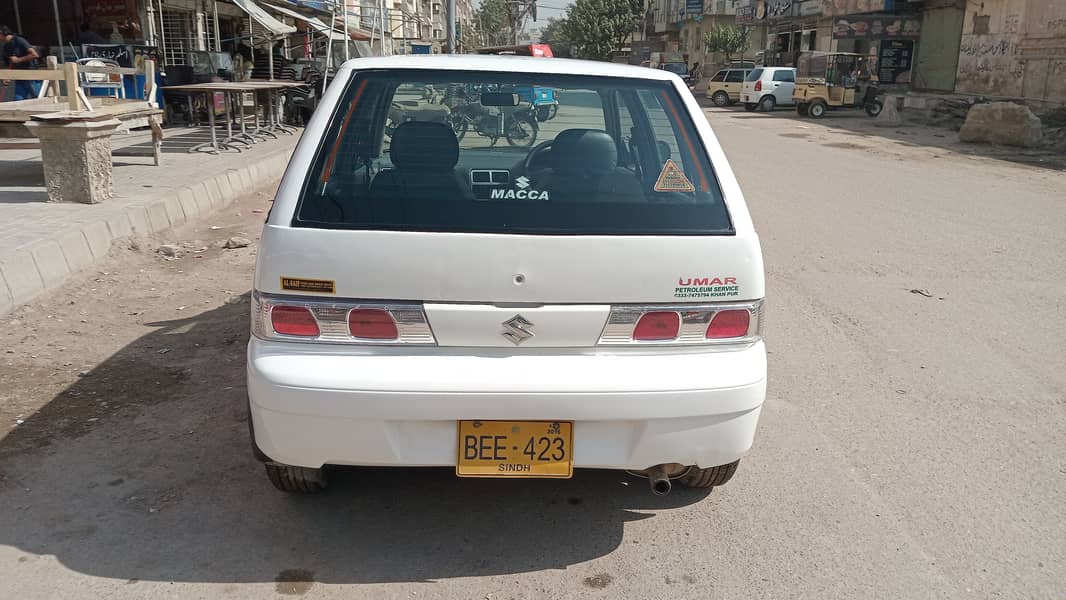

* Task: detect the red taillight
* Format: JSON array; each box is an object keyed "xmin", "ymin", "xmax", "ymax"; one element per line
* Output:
[
  {"xmin": 754, "ymin": 80, "xmax": 762, "ymax": 92},
  {"xmin": 633, "ymin": 311, "xmax": 681, "ymax": 341},
  {"xmin": 348, "ymin": 309, "xmax": 398, "ymax": 340},
  {"xmin": 271, "ymin": 306, "xmax": 320, "ymax": 337},
  {"xmin": 706, "ymin": 309, "xmax": 750, "ymax": 339}
]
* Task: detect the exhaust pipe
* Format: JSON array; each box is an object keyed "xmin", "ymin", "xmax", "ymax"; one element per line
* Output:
[{"xmin": 646, "ymin": 464, "xmax": 672, "ymax": 496}]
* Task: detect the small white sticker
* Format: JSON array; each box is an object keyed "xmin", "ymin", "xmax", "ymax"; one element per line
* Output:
[{"xmin": 653, "ymin": 159, "xmax": 696, "ymax": 193}]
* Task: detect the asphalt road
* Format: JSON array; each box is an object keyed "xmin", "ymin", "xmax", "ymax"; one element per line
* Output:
[{"xmin": 1, "ymin": 105, "xmax": 1064, "ymax": 599}]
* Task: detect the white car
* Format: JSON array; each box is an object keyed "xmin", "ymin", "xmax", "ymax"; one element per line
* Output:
[
  {"xmin": 741, "ymin": 66, "xmax": 796, "ymax": 112},
  {"xmin": 248, "ymin": 55, "xmax": 767, "ymax": 496}
]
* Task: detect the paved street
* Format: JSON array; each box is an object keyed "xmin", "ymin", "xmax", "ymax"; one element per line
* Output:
[{"xmin": 0, "ymin": 105, "xmax": 1064, "ymax": 599}]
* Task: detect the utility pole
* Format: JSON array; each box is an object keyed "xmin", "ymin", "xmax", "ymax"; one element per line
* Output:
[{"xmin": 446, "ymin": 0, "xmax": 457, "ymax": 53}]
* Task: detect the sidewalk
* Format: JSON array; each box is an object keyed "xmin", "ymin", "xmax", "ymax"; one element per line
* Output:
[{"xmin": 0, "ymin": 128, "xmax": 298, "ymax": 316}]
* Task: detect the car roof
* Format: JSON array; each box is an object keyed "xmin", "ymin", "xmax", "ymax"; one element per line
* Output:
[{"xmin": 336, "ymin": 54, "xmax": 678, "ymax": 81}]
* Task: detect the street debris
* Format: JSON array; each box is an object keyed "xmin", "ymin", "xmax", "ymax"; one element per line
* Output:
[
  {"xmin": 210, "ymin": 225, "xmax": 222, "ymax": 230},
  {"xmin": 157, "ymin": 244, "xmax": 182, "ymax": 259},
  {"xmin": 910, "ymin": 289, "xmax": 934, "ymax": 298},
  {"xmin": 223, "ymin": 236, "xmax": 251, "ymax": 249}
]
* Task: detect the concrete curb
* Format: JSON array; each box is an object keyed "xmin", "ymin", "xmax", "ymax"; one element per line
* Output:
[{"xmin": 0, "ymin": 148, "xmax": 293, "ymax": 318}]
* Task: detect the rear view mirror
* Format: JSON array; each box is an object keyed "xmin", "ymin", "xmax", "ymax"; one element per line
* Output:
[{"xmin": 481, "ymin": 92, "xmax": 520, "ymax": 107}]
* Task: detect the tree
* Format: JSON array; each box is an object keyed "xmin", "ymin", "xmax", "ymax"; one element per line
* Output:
[
  {"xmin": 471, "ymin": 0, "xmax": 513, "ymax": 48},
  {"xmin": 559, "ymin": 0, "xmax": 643, "ymax": 61},
  {"xmin": 538, "ymin": 17, "xmax": 573, "ymax": 58},
  {"xmin": 702, "ymin": 24, "xmax": 750, "ymax": 66}
]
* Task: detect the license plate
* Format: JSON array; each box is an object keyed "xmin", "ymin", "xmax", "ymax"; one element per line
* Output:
[{"xmin": 456, "ymin": 420, "xmax": 573, "ymax": 478}]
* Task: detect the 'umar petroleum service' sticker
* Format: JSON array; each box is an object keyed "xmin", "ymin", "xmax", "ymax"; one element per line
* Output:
[
  {"xmin": 280, "ymin": 277, "xmax": 336, "ymax": 294},
  {"xmin": 653, "ymin": 159, "xmax": 696, "ymax": 193}
]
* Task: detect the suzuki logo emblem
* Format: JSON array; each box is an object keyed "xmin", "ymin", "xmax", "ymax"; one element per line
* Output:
[
  {"xmin": 515, "ymin": 176, "xmax": 531, "ymax": 189},
  {"xmin": 501, "ymin": 314, "xmax": 535, "ymax": 345}
]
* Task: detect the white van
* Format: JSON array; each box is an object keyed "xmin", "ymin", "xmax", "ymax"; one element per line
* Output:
[{"xmin": 248, "ymin": 55, "xmax": 767, "ymax": 496}]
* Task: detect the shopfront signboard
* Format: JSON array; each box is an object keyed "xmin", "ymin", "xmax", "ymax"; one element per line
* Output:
[
  {"xmin": 687, "ymin": 0, "xmax": 705, "ymax": 15},
  {"xmin": 833, "ymin": 14, "xmax": 921, "ymax": 38},
  {"xmin": 821, "ymin": 0, "xmax": 895, "ymax": 16},
  {"xmin": 764, "ymin": 1, "xmax": 795, "ymax": 19},
  {"xmin": 736, "ymin": 4, "xmax": 757, "ymax": 24},
  {"xmin": 798, "ymin": 0, "xmax": 822, "ymax": 16}
]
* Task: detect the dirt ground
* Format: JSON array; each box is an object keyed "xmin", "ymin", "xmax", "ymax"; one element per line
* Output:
[
  {"xmin": 0, "ymin": 190, "xmax": 272, "ymax": 462},
  {"xmin": 0, "ymin": 108, "xmax": 1064, "ymax": 599}
]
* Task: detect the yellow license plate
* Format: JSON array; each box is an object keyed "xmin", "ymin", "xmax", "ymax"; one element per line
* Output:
[{"xmin": 456, "ymin": 420, "xmax": 573, "ymax": 478}]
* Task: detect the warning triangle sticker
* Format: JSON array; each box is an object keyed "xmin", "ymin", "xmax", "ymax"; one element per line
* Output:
[{"xmin": 653, "ymin": 159, "xmax": 696, "ymax": 192}]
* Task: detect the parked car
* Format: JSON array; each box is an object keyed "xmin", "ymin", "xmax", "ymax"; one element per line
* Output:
[
  {"xmin": 741, "ymin": 67, "xmax": 797, "ymax": 112},
  {"xmin": 248, "ymin": 55, "xmax": 767, "ymax": 497},
  {"xmin": 705, "ymin": 67, "xmax": 751, "ymax": 106}
]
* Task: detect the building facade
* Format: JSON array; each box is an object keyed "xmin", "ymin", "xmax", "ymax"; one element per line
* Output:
[
  {"xmin": 731, "ymin": 0, "xmax": 971, "ymax": 92},
  {"xmin": 954, "ymin": 0, "xmax": 1066, "ymax": 104}
]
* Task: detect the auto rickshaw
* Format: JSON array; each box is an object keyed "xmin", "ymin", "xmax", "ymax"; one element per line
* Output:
[{"xmin": 793, "ymin": 51, "xmax": 883, "ymax": 118}]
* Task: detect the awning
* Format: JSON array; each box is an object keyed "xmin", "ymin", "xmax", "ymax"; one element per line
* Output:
[
  {"xmin": 231, "ymin": 0, "xmax": 298, "ymax": 36},
  {"xmin": 263, "ymin": 2, "xmax": 346, "ymax": 40}
]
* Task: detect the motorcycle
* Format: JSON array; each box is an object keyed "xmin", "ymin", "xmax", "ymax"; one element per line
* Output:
[{"xmin": 446, "ymin": 97, "xmax": 539, "ymax": 148}]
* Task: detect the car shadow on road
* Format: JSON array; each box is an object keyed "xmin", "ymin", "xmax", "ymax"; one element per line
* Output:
[{"xmin": 0, "ymin": 297, "xmax": 710, "ymax": 585}]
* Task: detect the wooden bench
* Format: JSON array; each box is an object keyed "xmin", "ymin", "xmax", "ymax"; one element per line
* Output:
[
  {"xmin": 2, "ymin": 59, "xmax": 165, "ymax": 202},
  {"xmin": 1, "ymin": 58, "xmax": 163, "ymax": 163}
]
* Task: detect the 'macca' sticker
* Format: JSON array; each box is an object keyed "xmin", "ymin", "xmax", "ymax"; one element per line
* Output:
[{"xmin": 653, "ymin": 159, "xmax": 696, "ymax": 193}]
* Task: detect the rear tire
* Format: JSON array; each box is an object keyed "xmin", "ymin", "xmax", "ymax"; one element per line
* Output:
[
  {"xmin": 796, "ymin": 103, "xmax": 809, "ymax": 116},
  {"xmin": 809, "ymin": 100, "xmax": 827, "ymax": 118},
  {"xmin": 759, "ymin": 95, "xmax": 777, "ymax": 112},
  {"xmin": 506, "ymin": 116, "xmax": 538, "ymax": 148},
  {"xmin": 678, "ymin": 460, "xmax": 739, "ymax": 489},
  {"xmin": 265, "ymin": 463, "xmax": 327, "ymax": 493},
  {"xmin": 711, "ymin": 91, "xmax": 730, "ymax": 107},
  {"xmin": 865, "ymin": 100, "xmax": 883, "ymax": 117},
  {"xmin": 448, "ymin": 114, "xmax": 468, "ymax": 141},
  {"xmin": 743, "ymin": 102, "xmax": 756, "ymax": 112}
]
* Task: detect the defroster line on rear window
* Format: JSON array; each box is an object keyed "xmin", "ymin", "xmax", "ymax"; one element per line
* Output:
[
  {"xmin": 321, "ymin": 79, "xmax": 369, "ymax": 185},
  {"xmin": 658, "ymin": 90, "xmax": 709, "ymax": 193}
]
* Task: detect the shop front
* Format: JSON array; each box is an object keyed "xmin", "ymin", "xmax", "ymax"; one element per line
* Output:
[
  {"xmin": 830, "ymin": 11, "xmax": 921, "ymax": 85},
  {"xmin": 760, "ymin": 0, "xmax": 831, "ymax": 66},
  {"xmin": 822, "ymin": 0, "xmax": 922, "ymax": 86}
]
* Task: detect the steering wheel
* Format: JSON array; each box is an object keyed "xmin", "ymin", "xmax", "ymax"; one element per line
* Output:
[{"xmin": 523, "ymin": 139, "xmax": 554, "ymax": 176}]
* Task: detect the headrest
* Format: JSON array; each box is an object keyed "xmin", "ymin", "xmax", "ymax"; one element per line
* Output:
[
  {"xmin": 551, "ymin": 129, "xmax": 618, "ymax": 176},
  {"xmin": 389, "ymin": 121, "xmax": 459, "ymax": 172}
]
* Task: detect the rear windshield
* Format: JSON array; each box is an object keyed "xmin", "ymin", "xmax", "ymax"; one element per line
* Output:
[
  {"xmin": 294, "ymin": 70, "xmax": 731, "ymax": 235},
  {"xmin": 745, "ymin": 68, "xmax": 764, "ymax": 82}
]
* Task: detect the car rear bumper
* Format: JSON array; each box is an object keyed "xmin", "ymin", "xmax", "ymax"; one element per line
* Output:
[{"xmin": 247, "ymin": 339, "xmax": 767, "ymax": 471}]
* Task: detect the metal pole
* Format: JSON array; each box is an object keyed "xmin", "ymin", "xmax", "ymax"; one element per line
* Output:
[
  {"xmin": 51, "ymin": 0, "xmax": 65, "ymax": 62},
  {"xmin": 380, "ymin": 0, "xmax": 388, "ymax": 55},
  {"xmin": 268, "ymin": 38, "xmax": 275, "ymax": 79},
  {"xmin": 446, "ymin": 0, "xmax": 456, "ymax": 53},
  {"xmin": 13, "ymin": 0, "xmax": 23, "ymax": 35},
  {"xmin": 343, "ymin": 0, "xmax": 350, "ymax": 62},
  {"xmin": 324, "ymin": 1, "xmax": 335, "ymax": 92},
  {"xmin": 158, "ymin": 0, "xmax": 168, "ymax": 65},
  {"xmin": 213, "ymin": 0, "xmax": 221, "ymax": 50}
]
